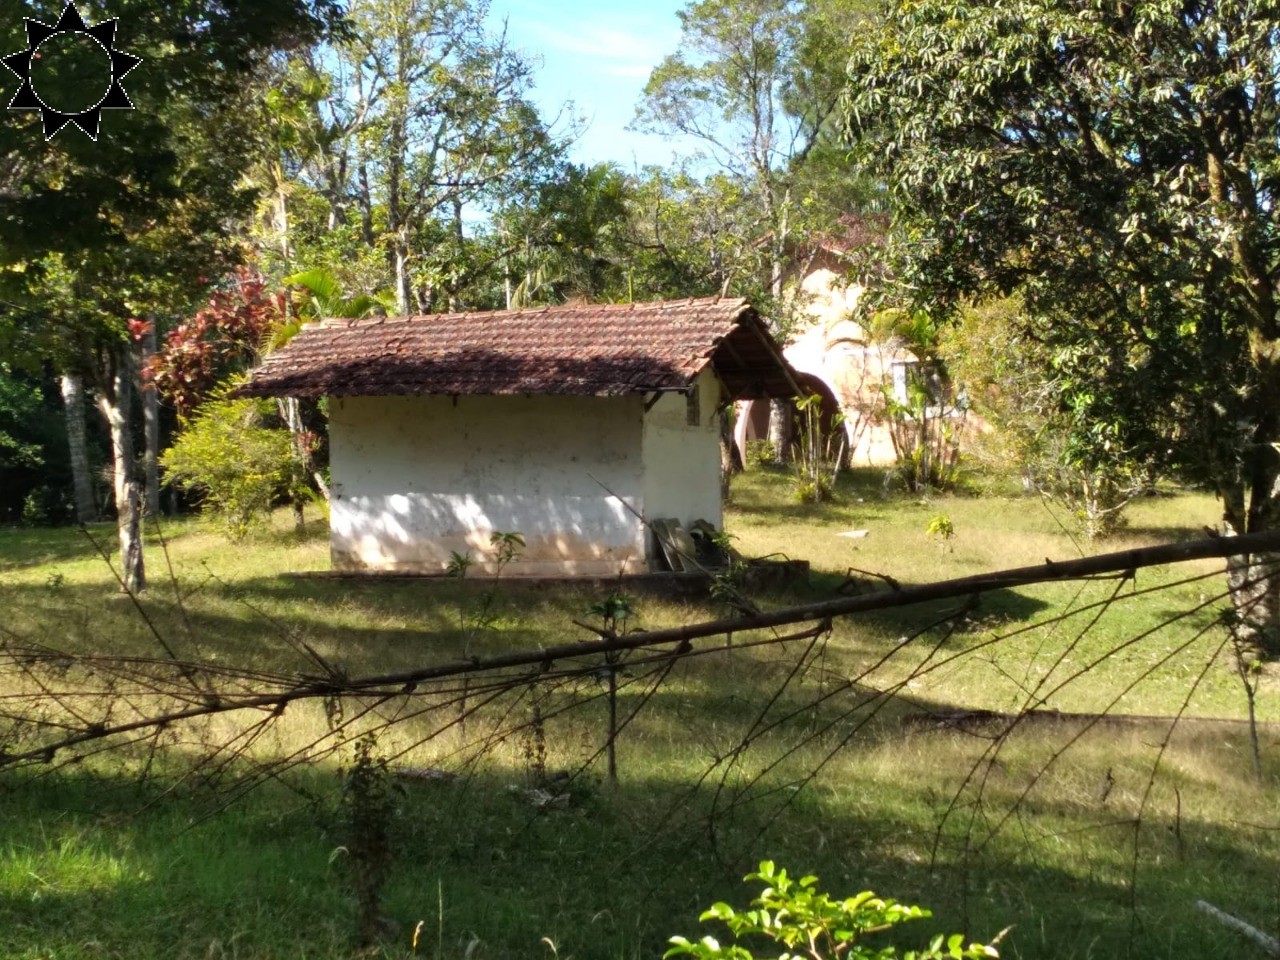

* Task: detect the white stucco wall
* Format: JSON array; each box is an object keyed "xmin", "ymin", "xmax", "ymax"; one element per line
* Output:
[
  {"xmin": 642, "ymin": 368, "xmax": 724, "ymax": 543},
  {"xmin": 328, "ymin": 394, "xmax": 649, "ymax": 576},
  {"xmin": 755, "ymin": 262, "xmax": 907, "ymax": 466}
]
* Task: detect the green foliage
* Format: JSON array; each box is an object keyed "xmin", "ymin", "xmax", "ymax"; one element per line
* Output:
[
  {"xmin": 844, "ymin": 0, "xmax": 1280, "ymax": 551},
  {"xmin": 589, "ymin": 593, "xmax": 637, "ymax": 636},
  {"xmin": 445, "ymin": 550, "xmax": 475, "ymax": 579},
  {"xmin": 0, "ymin": 0, "xmax": 344, "ymax": 269},
  {"xmin": 489, "ymin": 531, "xmax": 526, "ymax": 568},
  {"xmin": 282, "ymin": 267, "xmax": 393, "ymax": 325},
  {"xmin": 500, "ymin": 162, "xmax": 634, "ymax": 307},
  {"xmin": 448, "ymin": 532, "xmax": 526, "ymax": 644},
  {"xmin": 159, "ymin": 397, "xmax": 301, "ymax": 540},
  {"xmin": 865, "ymin": 309, "xmax": 962, "ymax": 494},
  {"xmin": 792, "ymin": 393, "xmax": 843, "ymax": 504},
  {"xmin": 666, "ymin": 861, "xmax": 1000, "ymax": 960},
  {"xmin": 940, "ymin": 297, "xmax": 1149, "ymax": 538},
  {"xmin": 745, "ymin": 439, "xmax": 779, "ymax": 469},
  {"xmin": 637, "ymin": 0, "xmax": 880, "ymax": 334},
  {"xmin": 279, "ymin": 0, "xmax": 566, "ymax": 314},
  {"xmin": 881, "ymin": 377, "xmax": 961, "ymax": 495},
  {"xmin": 0, "ymin": 366, "xmax": 75, "ymax": 524},
  {"xmin": 926, "ymin": 514, "xmax": 954, "ymax": 541}
]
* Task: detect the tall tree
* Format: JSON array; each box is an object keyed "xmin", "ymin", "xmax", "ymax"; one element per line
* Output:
[
  {"xmin": 638, "ymin": 0, "xmax": 875, "ymax": 459},
  {"xmin": 637, "ymin": 0, "xmax": 874, "ymax": 304},
  {"xmin": 284, "ymin": 0, "xmax": 566, "ymax": 314},
  {"xmin": 0, "ymin": 0, "xmax": 347, "ymax": 590},
  {"xmin": 58, "ymin": 372, "xmax": 96, "ymax": 523},
  {"xmin": 497, "ymin": 162, "xmax": 633, "ymax": 307},
  {"xmin": 845, "ymin": 0, "xmax": 1280, "ymax": 652}
]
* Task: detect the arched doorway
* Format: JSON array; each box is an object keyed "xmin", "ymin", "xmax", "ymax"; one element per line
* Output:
[
  {"xmin": 733, "ymin": 374, "xmax": 846, "ymax": 466},
  {"xmin": 792, "ymin": 373, "xmax": 846, "ymax": 466}
]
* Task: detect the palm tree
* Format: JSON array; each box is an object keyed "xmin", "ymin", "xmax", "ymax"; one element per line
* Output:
[{"xmin": 270, "ymin": 268, "xmax": 395, "ymax": 522}]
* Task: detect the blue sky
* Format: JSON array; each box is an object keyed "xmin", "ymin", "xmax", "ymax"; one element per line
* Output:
[{"xmin": 488, "ymin": 0, "xmax": 702, "ymax": 171}]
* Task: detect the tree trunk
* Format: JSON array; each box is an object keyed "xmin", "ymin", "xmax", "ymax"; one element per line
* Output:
[
  {"xmin": 393, "ymin": 241, "xmax": 411, "ymax": 316},
  {"xmin": 96, "ymin": 350, "xmax": 144, "ymax": 593},
  {"xmin": 59, "ymin": 373, "xmax": 97, "ymax": 523},
  {"xmin": 768, "ymin": 399, "xmax": 791, "ymax": 464},
  {"xmin": 719, "ymin": 408, "xmax": 739, "ymax": 502},
  {"xmin": 277, "ymin": 395, "xmax": 326, "ymax": 533},
  {"xmin": 139, "ymin": 323, "xmax": 160, "ymax": 518},
  {"xmin": 1222, "ymin": 477, "xmax": 1280, "ymax": 658},
  {"xmin": 119, "ymin": 476, "xmax": 145, "ymax": 593}
]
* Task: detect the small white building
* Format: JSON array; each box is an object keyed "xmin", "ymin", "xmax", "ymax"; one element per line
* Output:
[{"xmin": 240, "ymin": 297, "xmax": 797, "ymax": 576}]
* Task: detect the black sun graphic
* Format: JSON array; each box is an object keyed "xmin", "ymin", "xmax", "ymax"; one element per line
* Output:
[{"xmin": 2, "ymin": 1, "xmax": 141, "ymax": 141}]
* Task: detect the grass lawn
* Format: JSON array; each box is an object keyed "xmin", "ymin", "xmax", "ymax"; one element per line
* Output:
[{"xmin": 0, "ymin": 468, "xmax": 1276, "ymax": 960}]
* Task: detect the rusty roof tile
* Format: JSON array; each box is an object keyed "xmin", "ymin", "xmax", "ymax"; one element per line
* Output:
[{"xmin": 236, "ymin": 297, "xmax": 798, "ymax": 401}]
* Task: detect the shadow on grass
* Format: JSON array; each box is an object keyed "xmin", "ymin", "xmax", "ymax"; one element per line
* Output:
[
  {"xmin": 0, "ymin": 523, "xmax": 115, "ymax": 570},
  {"xmin": 757, "ymin": 569, "xmax": 1052, "ymax": 647},
  {"xmin": 0, "ymin": 560, "xmax": 1052, "ymax": 687},
  {"xmin": 1, "ymin": 710, "xmax": 1276, "ymax": 960}
]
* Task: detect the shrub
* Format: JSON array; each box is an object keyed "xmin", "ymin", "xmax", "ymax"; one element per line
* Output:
[
  {"xmin": 926, "ymin": 514, "xmax": 955, "ymax": 541},
  {"xmin": 160, "ymin": 397, "xmax": 301, "ymax": 540},
  {"xmin": 745, "ymin": 439, "xmax": 778, "ymax": 468},
  {"xmin": 666, "ymin": 861, "xmax": 1002, "ymax": 960},
  {"xmin": 791, "ymin": 393, "xmax": 843, "ymax": 504}
]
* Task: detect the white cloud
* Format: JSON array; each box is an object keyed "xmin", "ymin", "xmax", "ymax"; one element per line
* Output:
[
  {"xmin": 487, "ymin": 0, "xmax": 694, "ymax": 167},
  {"xmin": 523, "ymin": 19, "xmax": 670, "ymax": 65}
]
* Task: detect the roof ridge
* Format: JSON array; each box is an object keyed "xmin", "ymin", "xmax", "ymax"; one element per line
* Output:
[
  {"xmin": 331, "ymin": 295, "xmax": 750, "ymax": 326},
  {"xmin": 236, "ymin": 296, "xmax": 790, "ymax": 401}
]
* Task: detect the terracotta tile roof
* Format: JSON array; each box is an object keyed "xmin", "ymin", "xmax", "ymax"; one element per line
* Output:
[{"xmin": 237, "ymin": 297, "xmax": 797, "ymax": 400}]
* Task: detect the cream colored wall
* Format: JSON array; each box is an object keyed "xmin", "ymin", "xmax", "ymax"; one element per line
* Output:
[
  {"xmin": 642, "ymin": 368, "xmax": 724, "ymax": 538},
  {"xmin": 796, "ymin": 265, "xmax": 864, "ymax": 329},
  {"xmin": 782, "ymin": 270, "xmax": 909, "ymax": 466},
  {"xmin": 328, "ymin": 394, "xmax": 649, "ymax": 576}
]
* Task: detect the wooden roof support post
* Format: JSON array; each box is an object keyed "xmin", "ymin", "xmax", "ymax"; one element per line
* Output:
[{"xmin": 747, "ymin": 316, "xmax": 805, "ymax": 398}]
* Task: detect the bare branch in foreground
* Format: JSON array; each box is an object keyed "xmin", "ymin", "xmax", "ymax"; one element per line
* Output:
[{"xmin": 1195, "ymin": 900, "xmax": 1280, "ymax": 957}]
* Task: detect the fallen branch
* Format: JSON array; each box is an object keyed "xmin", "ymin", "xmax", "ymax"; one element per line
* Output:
[
  {"xmin": 3, "ymin": 529, "xmax": 1279, "ymax": 770},
  {"xmin": 1195, "ymin": 900, "xmax": 1280, "ymax": 956}
]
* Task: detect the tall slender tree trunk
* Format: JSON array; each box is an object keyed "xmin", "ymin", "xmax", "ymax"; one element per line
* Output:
[
  {"xmin": 393, "ymin": 241, "xmax": 411, "ymax": 316},
  {"xmin": 768, "ymin": 401, "xmax": 792, "ymax": 464},
  {"xmin": 719, "ymin": 409, "xmax": 739, "ymax": 502},
  {"xmin": 447, "ymin": 197, "xmax": 465, "ymax": 313},
  {"xmin": 119, "ymin": 477, "xmax": 145, "ymax": 593},
  {"xmin": 1222, "ymin": 475, "xmax": 1280, "ymax": 658},
  {"xmin": 96, "ymin": 350, "xmax": 144, "ymax": 593},
  {"xmin": 356, "ymin": 162, "xmax": 375, "ymax": 247},
  {"xmin": 139, "ymin": 323, "xmax": 160, "ymax": 518},
  {"xmin": 763, "ymin": 183, "xmax": 794, "ymax": 464},
  {"xmin": 60, "ymin": 372, "xmax": 97, "ymax": 523}
]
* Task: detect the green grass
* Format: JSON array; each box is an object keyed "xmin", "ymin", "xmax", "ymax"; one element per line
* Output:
[{"xmin": 0, "ymin": 471, "xmax": 1276, "ymax": 959}]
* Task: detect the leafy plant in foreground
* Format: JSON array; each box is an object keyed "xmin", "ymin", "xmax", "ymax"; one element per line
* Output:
[{"xmin": 667, "ymin": 861, "xmax": 1001, "ymax": 960}]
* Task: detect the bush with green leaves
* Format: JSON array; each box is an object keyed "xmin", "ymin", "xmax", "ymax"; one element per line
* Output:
[
  {"xmin": 666, "ymin": 861, "xmax": 1001, "ymax": 960},
  {"xmin": 160, "ymin": 397, "xmax": 302, "ymax": 540},
  {"xmin": 791, "ymin": 393, "xmax": 842, "ymax": 504},
  {"xmin": 745, "ymin": 439, "xmax": 779, "ymax": 469}
]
